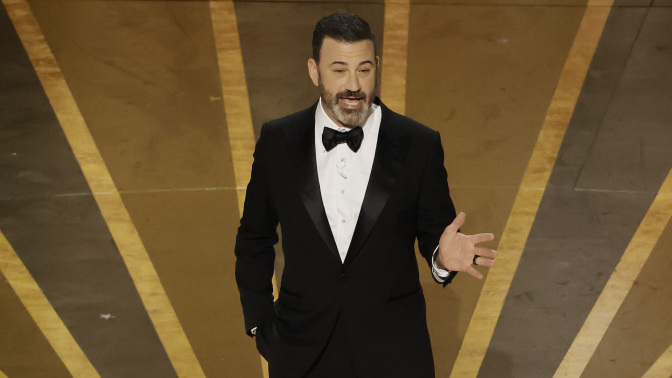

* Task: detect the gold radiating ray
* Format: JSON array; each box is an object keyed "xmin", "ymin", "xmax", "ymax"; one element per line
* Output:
[
  {"xmin": 2, "ymin": 0, "xmax": 205, "ymax": 376},
  {"xmin": 0, "ymin": 231, "xmax": 99, "ymax": 377},
  {"xmin": 209, "ymin": 2, "xmax": 277, "ymax": 377},
  {"xmin": 209, "ymin": 0, "xmax": 256, "ymax": 216},
  {"xmin": 644, "ymin": 342, "xmax": 672, "ymax": 378},
  {"xmin": 450, "ymin": 1, "xmax": 614, "ymax": 376},
  {"xmin": 555, "ymin": 169, "xmax": 672, "ymax": 377},
  {"xmin": 381, "ymin": 0, "xmax": 410, "ymax": 115}
]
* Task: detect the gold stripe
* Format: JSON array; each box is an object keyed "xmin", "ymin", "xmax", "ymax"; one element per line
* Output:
[
  {"xmin": 644, "ymin": 342, "xmax": 672, "ymax": 378},
  {"xmin": 0, "ymin": 232, "xmax": 99, "ymax": 377},
  {"xmin": 555, "ymin": 170, "xmax": 672, "ymax": 377},
  {"xmin": 381, "ymin": 0, "xmax": 411, "ymax": 115},
  {"xmin": 3, "ymin": 1, "xmax": 206, "ymax": 376},
  {"xmin": 450, "ymin": 1, "xmax": 613, "ymax": 376},
  {"xmin": 0, "ymin": 368, "xmax": 8, "ymax": 378},
  {"xmin": 209, "ymin": 0, "xmax": 256, "ymax": 215},
  {"xmin": 209, "ymin": 2, "xmax": 277, "ymax": 377}
]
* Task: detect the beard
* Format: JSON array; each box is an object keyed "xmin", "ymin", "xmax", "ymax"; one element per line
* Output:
[{"xmin": 319, "ymin": 79, "xmax": 376, "ymax": 128}]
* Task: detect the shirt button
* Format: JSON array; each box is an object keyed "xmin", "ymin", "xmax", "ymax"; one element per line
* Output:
[
  {"xmin": 340, "ymin": 190, "xmax": 345, "ymax": 194},
  {"xmin": 341, "ymin": 219, "xmax": 346, "ymax": 223}
]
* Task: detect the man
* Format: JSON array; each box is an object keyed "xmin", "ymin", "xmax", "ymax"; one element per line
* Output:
[{"xmin": 235, "ymin": 12, "xmax": 496, "ymax": 378}]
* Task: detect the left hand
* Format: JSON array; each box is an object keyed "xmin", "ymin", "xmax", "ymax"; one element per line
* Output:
[{"xmin": 436, "ymin": 212, "xmax": 497, "ymax": 279}]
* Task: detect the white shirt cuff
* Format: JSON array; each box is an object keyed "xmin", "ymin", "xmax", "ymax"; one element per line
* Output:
[{"xmin": 432, "ymin": 245, "xmax": 450, "ymax": 282}]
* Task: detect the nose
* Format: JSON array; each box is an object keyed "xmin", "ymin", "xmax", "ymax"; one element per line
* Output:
[{"xmin": 345, "ymin": 71, "xmax": 361, "ymax": 92}]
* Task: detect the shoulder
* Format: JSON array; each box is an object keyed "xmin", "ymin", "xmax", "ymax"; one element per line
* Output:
[
  {"xmin": 379, "ymin": 100, "xmax": 440, "ymax": 141},
  {"xmin": 261, "ymin": 102, "xmax": 318, "ymax": 137}
]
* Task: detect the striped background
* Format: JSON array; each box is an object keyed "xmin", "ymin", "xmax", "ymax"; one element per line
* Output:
[{"xmin": 1, "ymin": 0, "xmax": 671, "ymax": 377}]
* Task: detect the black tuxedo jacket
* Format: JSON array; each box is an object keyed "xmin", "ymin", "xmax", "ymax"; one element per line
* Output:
[{"xmin": 235, "ymin": 99, "xmax": 457, "ymax": 377}]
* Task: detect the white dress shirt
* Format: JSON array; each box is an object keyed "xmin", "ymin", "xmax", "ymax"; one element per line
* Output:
[
  {"xmin": 315, "ymin": 99, "xmax": 381, "ymax": 261},
  {"xmin": 314, "ymin": 100, "xmax": 449, "ymax": 281}
]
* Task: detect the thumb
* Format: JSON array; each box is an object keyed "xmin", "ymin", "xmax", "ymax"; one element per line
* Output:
[{"xmin": 446, "ymin": 212, "xmax": 465, "ymax": 233}]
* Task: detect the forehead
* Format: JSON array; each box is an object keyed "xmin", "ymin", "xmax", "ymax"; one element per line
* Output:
[{"xmin": 319, "ymin": 37, "xmax": 375, "ymax": 65}]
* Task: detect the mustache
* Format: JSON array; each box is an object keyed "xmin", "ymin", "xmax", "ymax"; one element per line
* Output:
[{"xmin": 337, "ymin": 90, "xmax": 366, "ymax": 100}]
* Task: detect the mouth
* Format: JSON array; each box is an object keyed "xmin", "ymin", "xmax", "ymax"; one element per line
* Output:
[{"xmin": 339, "ymin": 96, "xmax": 365, "ymax": 110}]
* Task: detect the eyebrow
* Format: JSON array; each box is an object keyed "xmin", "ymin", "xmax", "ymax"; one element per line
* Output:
[{"xmin": 329, "ymin": 60, "xmax": 375, "ymax": 67}]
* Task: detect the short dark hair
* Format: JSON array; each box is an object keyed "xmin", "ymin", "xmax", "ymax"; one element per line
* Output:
[{"xmin": 312, "ymin": 12, "xmax": 376, "ymax": 63}]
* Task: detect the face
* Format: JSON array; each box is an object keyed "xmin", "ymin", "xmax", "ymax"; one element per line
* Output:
[{"xmin": 308, "ymin": 37, "xmax": 378, "ymax": 128}]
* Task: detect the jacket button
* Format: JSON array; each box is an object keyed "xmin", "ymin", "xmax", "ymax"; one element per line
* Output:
[{"xmin": 339, "ymin": 273, "xmax": 349, "ymax": 281}]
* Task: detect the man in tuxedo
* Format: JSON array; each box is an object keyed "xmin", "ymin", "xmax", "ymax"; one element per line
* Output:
[{"xmin": 235, "ymin": 12, "xmax": 497, "ymax": 378}]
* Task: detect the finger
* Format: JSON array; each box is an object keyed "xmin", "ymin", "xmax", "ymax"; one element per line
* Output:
[
  {"xmin": 474, "ymin": 256, "xmax": 495, "ymax": 268},
  {"xmin": 470, "ymin": 232, "xmax": 495, "ymax": 244},
  {"xmin": 445, "ymin": 212, "xmax": 466, "ymax": 233},
  {"xmin": 474, "ymin": 247, "xmax": 497, "ymax": 259},
  {"xmin": 465, "ymin": 265, "xmax": 483, "ymax": 280}
]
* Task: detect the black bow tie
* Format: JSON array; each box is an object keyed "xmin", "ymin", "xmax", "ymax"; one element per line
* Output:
[{"xmin": 322, "ymin": 126, "xmax": 364, "ymax": 152}]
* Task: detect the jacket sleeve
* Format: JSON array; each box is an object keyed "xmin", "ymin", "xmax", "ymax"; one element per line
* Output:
[
  {"xmin": 416, "ymin": 131, "xmax": 458, "ymax": 285},
  {"xmin": 234, "ymin": 124, "xmax": 279, "ymax": 335}
]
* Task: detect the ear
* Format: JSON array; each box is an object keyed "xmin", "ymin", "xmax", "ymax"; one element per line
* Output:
[
  {"xmin": 375, "ymin": 56, "xmax": 380, "ymax": 69},
  {"xmin": 308, "ymin": 58, "xmax": 319, "ymax": 87}
]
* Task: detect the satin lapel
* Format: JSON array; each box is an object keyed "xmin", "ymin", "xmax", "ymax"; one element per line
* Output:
[
  {"xmin": 344, "ymin": 105, "xmax": 408, "ymax": 267},
  {"xmin": 287, "ymin": 105, "xmax": 340, "ymax": 262}
]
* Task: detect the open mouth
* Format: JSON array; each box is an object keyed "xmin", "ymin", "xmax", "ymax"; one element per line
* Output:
[{"xmin": 339, "ymin": 97, "xmax": 364, "ymax": 109}]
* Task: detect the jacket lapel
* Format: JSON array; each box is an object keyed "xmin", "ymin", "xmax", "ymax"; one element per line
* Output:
[
  {"xmin": 286, "ymin": 103, "xmax": 341, "ymax": 262},
  {"xmin": 343, "ymin": 102, "xmax": 408, "ymax": 267},
  {"xmin": 287, "ymin": 100, "xmax": 409, "ymax": 266}
]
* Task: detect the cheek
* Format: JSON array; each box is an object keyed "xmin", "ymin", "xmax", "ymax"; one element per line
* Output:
[
  {"xmin": 363, "ymin": 77, "xmax": 377, "ymax": 93},
  {"xmin": 321, "ymin": 79, "xmax": 342, "ymax": 96}
]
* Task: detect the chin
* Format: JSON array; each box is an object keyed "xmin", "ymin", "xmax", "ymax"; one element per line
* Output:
[{"xmin": 334, "ymin": 105, "xmax": 370, "ymax": 128}]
